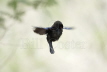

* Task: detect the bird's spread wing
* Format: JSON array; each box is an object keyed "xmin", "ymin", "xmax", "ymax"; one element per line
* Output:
[
  {"xmin": 33, "ymin": 27, "xmax": 47, "ymax": 35},
  {"xmin": 33, "ymin": 26, "xmax": 51, "ymax": 35},
  {"xmin": 63, "ymin": 27, "xmax": 74, "ymax": 30},
  {"xmin": 44, "ymin": 27, "xmax": 51, "ymax": 30}
]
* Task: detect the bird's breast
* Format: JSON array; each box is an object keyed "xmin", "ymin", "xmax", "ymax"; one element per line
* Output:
[{"xmin": 50, "ymin": 29, "xmax": 63, "ymax": 41}]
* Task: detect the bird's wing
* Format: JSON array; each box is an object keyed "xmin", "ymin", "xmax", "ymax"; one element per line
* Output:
[
  {"xmin": 33, "ymin": 26, "xmax": 51, "ymax": 35},
  {"xmin": 33, "ymin": 27, "xmax": 47, "ymax": 35},
  {"xmin": 63, "ymin": 27, "xmax": 74, "ymax": 30}
]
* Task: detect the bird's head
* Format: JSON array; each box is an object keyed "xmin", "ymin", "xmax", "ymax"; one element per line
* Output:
[{"xmin": 52, "ymin": 21, "xmax": 63, "ymax": 29}]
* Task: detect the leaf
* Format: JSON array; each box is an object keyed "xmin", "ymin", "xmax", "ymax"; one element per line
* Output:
[
  {"xmin": 42, "ymin": 0, "xmax": 57, "ymax": 7},
  {"xmin": 0, "ymin": 16, "xmax": 4, "ymax": 24},
  {"xmin": 0, "ymin": 11, "xmax": 14, "ymax": 18},
  {"xmin": 18, "ymin": 0, "xmax": 32, "ymax": 6},
  {"xmin": 16, "ymin": 10, "xmax": 25, "ymax": 16},
  {"xmin": 32, "ymin": 0, "xmax": 42, "ymax": 9},
  {"xmin": 8, "ymin": 0, "xmax": 17, "ymax": 10},
  {"xmin": 32, "ymin": 0, "xmax": 57, "ymax": 9},
  {"xmin": 14, "ymin": 10, "xmax": 25, "ymax": 22},
  {"xmin": 0, "ymin": 16, "xmax": 5, "ymax": 29}
]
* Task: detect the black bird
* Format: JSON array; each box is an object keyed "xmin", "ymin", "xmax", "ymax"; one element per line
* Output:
[{"xmin": 33, "ymin": 21, "xmax": 74, "ymax": 54}]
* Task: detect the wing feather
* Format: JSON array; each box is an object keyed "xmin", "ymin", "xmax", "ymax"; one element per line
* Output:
[{"xmin": 33, "ymin": 27, "xmax": 47, "ymax": 35}]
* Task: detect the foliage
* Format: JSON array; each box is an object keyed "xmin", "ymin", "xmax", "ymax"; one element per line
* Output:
[{"xmin": 0, "ymin": 0, "xmax": 57, "ymax": 39}]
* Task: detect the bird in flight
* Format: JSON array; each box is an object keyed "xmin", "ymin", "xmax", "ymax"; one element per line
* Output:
[{"xmin": 33, "ymin": 21, "xmax": 74, "ymax": 54}]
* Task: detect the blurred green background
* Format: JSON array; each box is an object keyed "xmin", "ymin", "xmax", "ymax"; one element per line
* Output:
[{"xmin": 0, "ymin": 0, "xmax": 107, "ymax": 72}]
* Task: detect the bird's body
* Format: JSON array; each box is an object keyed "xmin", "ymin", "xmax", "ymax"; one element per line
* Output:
[
  {"xmin": 47, "ymin": 21, "xmax": 63, "ymax": 42},
  {"xmin": 33, "ymin": 21, "xmax": 73, "ymax": 54}
]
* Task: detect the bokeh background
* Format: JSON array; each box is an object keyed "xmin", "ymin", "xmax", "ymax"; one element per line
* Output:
[{"xmin": 0, "ymin": 0, "xmax": 107, "ymax": 72}]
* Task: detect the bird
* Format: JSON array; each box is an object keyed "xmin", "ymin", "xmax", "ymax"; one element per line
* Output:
[{"xmin": 33, "ymin": 21, "xmax": 74, "ymax": 54}]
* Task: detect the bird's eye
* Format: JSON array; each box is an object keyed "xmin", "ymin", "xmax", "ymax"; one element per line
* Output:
[{"xmin": 60, "ymin": 27, "xmax": 62, "ymax": 28}]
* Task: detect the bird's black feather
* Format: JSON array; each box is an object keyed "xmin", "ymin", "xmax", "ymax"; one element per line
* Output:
[{"xmin": 33, "ymin": 21, "xmax": 74, "ymax": 54}]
